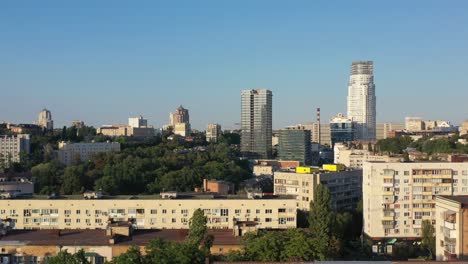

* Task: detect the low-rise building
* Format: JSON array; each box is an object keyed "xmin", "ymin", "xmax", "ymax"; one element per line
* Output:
[
  {"xmin": 274, "ymin": 168, "xmax": 362, "ymax": 211},
  {"xmin": 98, "ymin": 125, "xmax": 129, "ymax": 137},
  {"xmin": 174, "ymin": 123, "xmax": 191, "ymax": 137},
  {"xmin": 435, "ymin": 195, "xmax": 468, "ymax": 261},
  {"xmin": 376, "ymin": 123, "xmax": 404, "ymax": 140},
  {"xmin": 0, "ymin": 194, "xmax": 297, "ymax": 231},
  {"xmin": 200, "ymin": 179, "xmax": 234, "ymax": 195},
  {"xmin": 57, "ymin": 141, "xmax": 120, "ymax": 166},
  {"xmin": 0, "ymin": 134, "xmax": 30, "ymax": 168},
  {"xmin": 333, "ymin": 143, "xmax": 401, "ymax": 168}
]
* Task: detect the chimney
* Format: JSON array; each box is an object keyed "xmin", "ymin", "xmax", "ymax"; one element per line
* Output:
[{"xmin": 203, "ymin": 179, "xmax": 208, "ymax": 192}]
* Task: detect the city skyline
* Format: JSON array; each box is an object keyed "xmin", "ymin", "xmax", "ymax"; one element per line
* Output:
[{"xmin": 1, "ymin": 1, "xmax": 467, "ymax": 129}]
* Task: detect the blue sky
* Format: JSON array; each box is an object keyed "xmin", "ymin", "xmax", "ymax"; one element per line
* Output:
[{"xmin": 1, "ymin": 0, "xmax": 467, "ymax": 130}]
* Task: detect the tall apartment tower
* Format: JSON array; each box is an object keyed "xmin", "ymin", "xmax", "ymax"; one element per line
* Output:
[
  {"xmin": 169, "ymin": 106, "xmax": 189, "ymax": 126},
  {"xmin": 241, "ymin": 89, "xmax": 272, "ymax": 159},
  {"xmin": 347, "ymin": 61, "xmax": 376, "ymax": 141},
  {"xmin": 38, "ymin": 109, "xmax": 53, "ymax": 131}
]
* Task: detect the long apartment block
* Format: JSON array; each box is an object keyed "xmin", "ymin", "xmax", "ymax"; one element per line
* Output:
[
  {"xmin": 0, "ymin": 194, "xmax": 297, "ymax": 230},
  {"xmin": 363, "ymin": 162, "xmax": 468, "ymax": 243}
]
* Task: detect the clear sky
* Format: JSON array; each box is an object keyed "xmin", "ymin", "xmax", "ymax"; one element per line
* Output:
[{"xmin": 1, "ymin": 0, "xmax": 467, "ymax": 130}]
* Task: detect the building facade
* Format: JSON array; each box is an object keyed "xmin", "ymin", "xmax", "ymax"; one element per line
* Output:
[
  {"xmin": 0, "ymin": 196, "xmax": 297, "ymax": 230},
  {"xmin": 169, "ymin": 106, "xmax": 190, "ymax": 126},
  {"xmin": 206, "ymin": 123, "xmax": 222, "ymax": 143},
  {"xmin": 333, "ymin": 143, "xmax": 400, "ymax": 169},
  {"xmin": 347, "ymin": 61, "xmax": 376, "ymax": 141},
  {"xmin": 330, "ymin": 113, "xmax": 355, "ymax": 146},
  {"xmin": 240, "ymin": 89, "xmax": 272, "ymax": 159},
  {"xmin": 0, "ymin": 134, "xmax": 30, "ymax": 168},
  {"xmin": 435, "ymin": 195, "xmax": 468, "ymax": 261},
  {"xmin": 38, "ymin": 109, "xmax": 53, "ymax": 131},
  {"xmin": 128, "ymin": 116, "xmax": 148, "ymax": 128},
  {"xmin": 277, "ymin": 127, "xmax": 311, "ymax": 165},
  {"xmin": 363, "ymin": 162, "xmax": 468, "ymax": 248},
  {"xmin": 405, "ymin": 117, "xmax": 424, "ymax": 131},
  {"xmin": 57, "ymin": 141, "xmax": 120, "ymax": 166},
  {"xmin": 274, "ymin": 168, "xmax": 362, "ymax": 211},
  {"xmin": 376, "ymin": 123, "xmax": 404, "ymax": 140},
  {"xmin": 174, "ymin": 123, "xmax": 191, "ymax": 137}
]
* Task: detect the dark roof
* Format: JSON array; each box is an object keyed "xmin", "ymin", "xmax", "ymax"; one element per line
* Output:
[
  {"xmin": 0, "ymin": 229, "xmax": 240, "ymax": 246},
  {"xmin": 439, "ymin": 195, "xmax": 468, "ymax": 207}
]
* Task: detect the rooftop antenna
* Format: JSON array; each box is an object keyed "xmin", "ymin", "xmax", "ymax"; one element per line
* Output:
[{"xmin": 316, "ymin": 107, "xmax": 321, "ymax": 147}]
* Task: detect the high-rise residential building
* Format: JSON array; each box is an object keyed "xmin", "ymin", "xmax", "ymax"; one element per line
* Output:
[
  {"xmin": 206, "ymin": 123, "xmax": 221, "ymax": 143},
  {"xmin": 405, "ymin": 117, "xmax": 424, "ymax": 131},
  {"xmin": 296, "ymin": 122, "xmax": 332, "ymax": 147},
  {"xmin": 277, "ymin": 127, "xmax": 312, "ymax": 165},
  {"xmin": 169, "ymin": 106, "xmax": 190, "ymax": 126},
  {"xmin": 0, "ymin": 134, "xmax": 30, "ymax": 168},
  {"xmin": 376, "ymin": 123, "xmax": 404, "ymax": 140},
  {"xmin": 240, "ymin": 89, "xmax": 272, "ymax": 159},
  {"xmin": 330, "ymin": 113, "xmax": 355, "ymax": 146},
  {"xmin": 363, "ymin": 161, "xmax": 468, "ymax": 253},
  {"xmin": 57, "ymin": 141, "xmax": 120, "ymax": 166},
  {"xmin": 38, "ymin": 109, "xmax": 53, "ymax": 130},
  {"xmin": 347, "ymin": 61, "xmax": 376, "ymax": 141},
  {"xmin": 173, "ymin": 123, "xmax": 191, "ymax": 137},
  {"xmin": 128, "ymin": 116, "xmax": 148, "ymax": 128}
]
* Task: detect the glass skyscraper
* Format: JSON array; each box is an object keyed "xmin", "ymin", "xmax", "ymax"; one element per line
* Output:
[
  {"xmin": 347, "ymin": 61, "xmax": 376, "ymax": 141},
  {"xmin": 241, "ymin": 89, "xmax": 272, "ymax": 159},
  {"xmin": 277, "ymin": 128, "xmax": 312, "ymax": 165}
]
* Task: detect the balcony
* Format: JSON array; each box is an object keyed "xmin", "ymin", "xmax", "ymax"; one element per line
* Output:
[
  {"xmin": 445, "ymin": 221, "xmax": 456, "ymax": 230},
  {"xmin": 444, "ymin": 227, "xmax": 457, "ymax": 239}
]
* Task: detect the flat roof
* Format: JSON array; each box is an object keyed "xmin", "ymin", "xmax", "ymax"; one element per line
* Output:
[
  {"xmin": 438, "ymin": 195, "xmax": 468, "ymax": 207},
  {"xmin": 0, "ymin": 229, "xmax": 240, "ymax": 246},
  {"xmin": 7, "ymin": 193, "xmax": 295, "ymax": 201}
]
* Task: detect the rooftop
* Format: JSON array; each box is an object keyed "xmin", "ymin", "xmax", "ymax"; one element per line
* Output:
[
  {"xmin": 0, "ymin": 229, "xmax": 240, "ymax": 246},
  {"xmin": 7, "ymin": 192, "xmax": 295, "ymax": 201},
  {"xmin": 438, "ymin": 195, "xmax": 468, "ymax": 207}
]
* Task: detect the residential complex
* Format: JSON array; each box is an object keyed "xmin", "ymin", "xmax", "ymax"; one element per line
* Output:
[
  {"xmin": 0, "ymin": 134, "xmax": 30, "ymax": 168},
  {"xmin": 405, "ymin": 117, "xmax": 455, "ymax": 132},
  {"xmin": 274, "ymin": 167, "xmax": 362, "ymax": 211},
  {"xmin": 277, "ymin": 127, "xmax": 312, "ymax": 165},
  {"xmin": 97, "ymin": 116, "xmax": 154, "ymax": 138},
  {"xmin": 347, "ymin": 61, "xmax": 376, "ymax": 141},
  {"xmin": 37, "ymin": 108, "xmax": 53, "ymax": 131},
  {"xmin": 363, "ymin": 162, "xmax": 468, "ymax": 251},
  {"xmin": 329, "ymin": 113, "xmax": 355, "ymax": 146},
  {"xmin": 435, "ymin": 195, "xmax": 468, "ymax": 261},
  {"xmin": 0, "ymin": 194, "xmax": 297, "ymax": 230},
  {"xmin": 333, "ymin": 143, "xmax": 400, "ymax": 169},
  {"xmin": 405, "ymin": 117, "xmax": 424, "ymax": 131},
  {"xmin": 57, "ymin": 141, "xmax": 121, "ymax": 165},
  {"xmin": 128, "ymin": 115, "xmax": 148, "ymax": 128},
  {"xmin": 240, "ymin": 89, "xmax": 272, "ymax": 159},
  {"xmin": 206, "ymin": 123, "xmax": 222, "ymax": 143}
]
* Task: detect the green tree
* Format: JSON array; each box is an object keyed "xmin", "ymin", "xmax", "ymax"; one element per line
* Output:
[
  {"xmin": 309, "ymin": 184, "xmax": 334, "ymax": 260},
  {"xmin": 114, "ymin": 246, "xmax": 145, "ymax": 264},
  {"xmin": 281, "ymin": 229, "xmax": 315, "ymax": 261},
  {"xmin": 61, "ymin": 165, "xmax": 85, "ymax": 194},
  {"xmin": 186, "ymin": 208, "xmax": 208, "ymax": 247},
  {"xmin": 46, "ymin": 249, "xmax": 90, "ymax": 264},
  {"xmin": 421, "ymin": 219, "xmax": 435, "ymax": 259}
]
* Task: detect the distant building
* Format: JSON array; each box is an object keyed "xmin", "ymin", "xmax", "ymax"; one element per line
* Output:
[
  {"xmin": 347, "ymin": 61, "xmax": 376, "ymax": 141},
  {"xmin": 97, "ymin": 125, "xmax": 129, "ymax": 137},
  {"xmin": 7, "ymin": 124, "xmax": 42, "ymax": 134},
  {"xmin": 405, "ymin": 116, "xmax": 425, "ymax": 131},
  {"xmin": 277, "ymin": 127, "xmax": 312, "ymax": 165},
  {"xmin": 274, "ymin": 168, "xmax": 362, "ymax": 211},
  {"xmin": 174, "ymin": 123, "xmax": 191, "ymax": 137},
  {"xmin": 240, "ymin": 89, "xmax": 272, "ymax": 159},
  {"xmin": 206, "ymin": 123, "xmax": 221, "ymax": 143},
  {"xmin": 169, "ymin": 106, "xmax": 189, "ymax": 126},
  {"xmin": 38, "ymin": 109, "xmax": 53, "ymax": 131},
  {"xmin": 128, "ymin": 116, "xmax": 148, "ymax": 128},
  {"xmin": 200, "ymin": 178, "xmax": 234, "ymax": 195},
  {"xmin": 71, "ymin": 120, "xmax": 84, "ymax": 129},
  {"xmin": 333, "ymin": 143, "xmax": 401, "ymax": 168},
  {"xmin": 252, "ymin": 160, "xmax": 301, "ymax": 177},
  {"xmin": 296, "ymin": 122, "xmax": 332, "ymax": 147},
  {"xmin": 0, "ymin": 134, "xmax": 30, "ymax": 168},
  {"xmin": 98, "ymin": 121, "xmax": 154, "ymax": 138},
  {"xmin": 459, "ymin": 120, "xmax": 468, "ymax": 136},
  {"xmin": 330, "ymin": 113, "xmax": 355, "ymax": 146},
  {"xmin": 57, "ymin": 141, "xmax": 120, "ymax": 166},
  {"xmin": 0, "ymin": 172, "xmax": 34, "ymax": 196},
  {"xmin": 376, "ymin": 123, "xmax": 404, "ymax": 140}
]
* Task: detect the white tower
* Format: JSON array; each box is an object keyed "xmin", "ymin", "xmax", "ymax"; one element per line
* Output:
[
  {"xmin": 38, "ymin": 109, "xmax": 53, "ymax": 131},
  {"xmin": 346, "ymin": 61, "xmax": 376, "ymax": 141}
]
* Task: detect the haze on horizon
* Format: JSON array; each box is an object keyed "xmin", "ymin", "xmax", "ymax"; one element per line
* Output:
[{"xmin": 1, "ymin": 0, "xmax": 467, "ymax": 130}]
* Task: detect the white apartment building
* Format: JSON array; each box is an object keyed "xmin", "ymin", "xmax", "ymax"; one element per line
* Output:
[
  {"xmin": 363, "ymin": 162, "xmax": 468, "ymax": 246},
  {"xmin": 128, "ymin": 115, "xmax": 148, "ymax": 128},
  {"xmin": 38, "ymin": 109, "xmax": 53, "ymax": 130},
  {"xmin": 174, "ymin": 123, "xmax": 191, "ymax": 137},
  {"xmin": 274, "ymin": 169, "xmax": 362, "ymax": 211},
  {"xmin": 0, "ymin": 195, "xmax": 297, "ymax": 230},
  {"xmin": 57, "ymin": 141, "xmax": 120, "ymax": 166},
  {"xmin": 206, "ymin": 123, "xmax": 222, "ymax": 143},
  {"xmin": 0, "ymin": 134, "xmax": 30, "ymax": 168}
]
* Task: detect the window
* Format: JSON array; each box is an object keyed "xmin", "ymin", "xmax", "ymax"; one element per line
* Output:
[
  {"xmin": 162, "ymin": 209, "xmax": 167, "ymax": 214},
  {"xmin": 256, "ymin": 209, "xmax": 260, "ymax": 214},
  {"xmin": 172, "ymin": 218, "xmax": 176, "ymax": 223},
  {"xmin": 181, "ymin": 209, "xmax": 188, "ymax": 215},
  {"xmin": 95, "ymin": 219, "xmax": 102, "ymax": 223},
  {"xmin": 404, "ymin": 171, "xmax": 410, "ymax": 176},
  {"xmin": 278, "ymin": 208, "xmax": 286, "ymax": 213},
  {"xmin": 265, "ymin": 218, "xmax": 272, "ymax": 222},
  {"xmin": 235, "ymin": 209, "xmax": 241, "ymax": 215},
  {"xmin": 76, "ymin": 219, "xmax": 81, "ymax": 223},
  {"xmin": 151, "ymin": 209, "xmax": 157, "ymax": 214},
  {"xmin": 172, "ymin": 209, "xmax": 176, "ymax": 214},
  {"xmin": 64, "ymin": 210, "xmax": 71, "ymax": 215},
  {"xmin": 76, "ymin": 210, "xmax": 81, "ymax": 215},
  {"xmin": 220, "ymin": 209, "xmax": 229, "ymax": 216},
  {"xmin": 265, "ymin": 209, "xmax": 272, "ymax": 214},
  {"xmin": 279, "ymin": 218, "xmax": 286, "ymax": 224}
]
